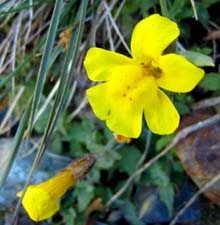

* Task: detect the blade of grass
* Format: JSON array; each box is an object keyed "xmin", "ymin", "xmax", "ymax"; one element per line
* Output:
[
  {"xmin": 0, "ymin": 99, "xmax": 32, "ymax": 189},
  {"xmin": 159, "ymin": 0, "xmax": 170, "ymax": 17},
  {"xmin": 33, "ymin": 0, "xmax": 88, "ymax": 165},
  {"xmin": 28, "ymin": 0, "xmax": 63, "ymax": 139},
  {"xmin": 48, "ymin": 46, "xmax": 63, "ymax": 70},
  {"xmin": 10, "ymin": 0, "xmax": 88, "ymax": 223}
]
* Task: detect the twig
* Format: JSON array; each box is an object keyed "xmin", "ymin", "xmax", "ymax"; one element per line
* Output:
[
  {"xmin": 0, "ymin": 118, "xmax": 17, "ymax": 135},
  {"xmin": 105, "ymin": 16, "xmax": 115, "ymax": 51},
  {"xmin": 22, "ymin": 0, "xmax": 33, "ymax": 53},
  {"xmin": 170, "ymin": 173, "xmax": 220, "ymax": 225},
  {"xmin": 67, "ymin": 95, "xmax": 88, "ymax": 121},
  {"xmin": 192, "ymin": 96, "xmax": 220, "ymax": 110},
  {"xmin": 136, "ymin": 130, "xmax": 152, "ymax": 168},
  {"xmin": 0, "ymin": 27, "xmax": 13, "ymax": 52},
  {"xmin": 190, "ymin": 0, "xmax": 198, "ymax": 20},
  {"xmin": 89, "ymin": 0, "xmax": 117, "ymax": 46},
  {"xmin": 11, "ymin": 13, "xmax": 23, "ymax": 92},
  {"xmin": 23, "ymin": 78, "xmax": 61, "ymax": 138},
  {"xmin": 0, "ymin": 42, "xmax": 10, "ymax": 73},
  {"xmin": 177, "ymin": 41, "xmax": 186, "ymax": 51},
  {"xmin": 105, "ymin": 114, "xmax": 220, "ymax": 207},
  {"xmin": 103, "ymin": 0, "xmax": 131, "ymax": 55},
  {"xmin": 97, "ymin": 0, "xmax": 118, "ymax": 28},
  {"xmin": 206, "ymin": 25, "xmax": 218, "ymax": 61},
  {"xmin": 113, "ymin": 0, "xmax": 126, "ymax": 21}
]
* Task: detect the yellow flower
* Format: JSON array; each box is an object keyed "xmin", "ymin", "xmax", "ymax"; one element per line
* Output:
[
  {"xmin": 17, "ymin": 154, "xmax": 96, "ymax": 222},
  {"xmin": 84, "ymin": 14, "xmax": 204, "ymax": 138}
]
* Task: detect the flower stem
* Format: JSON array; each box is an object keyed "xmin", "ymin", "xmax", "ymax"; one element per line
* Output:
[{"xmin": 159, "ymin": 0, "xmax": 169, "ymax": 17}]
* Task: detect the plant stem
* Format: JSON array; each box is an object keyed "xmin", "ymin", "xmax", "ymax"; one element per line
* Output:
[{"xmin": 159, "ymin": 0, "xmax": 169, "ymax": 17}]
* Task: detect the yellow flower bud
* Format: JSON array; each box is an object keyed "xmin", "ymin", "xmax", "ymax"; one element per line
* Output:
[{"xmin": 17, "ymin": 154, "xmax": 96, "ymax": 222}]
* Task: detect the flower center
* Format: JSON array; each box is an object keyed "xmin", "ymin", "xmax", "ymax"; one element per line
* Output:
[{"xmin": 141, "ymin": 61, "xmax": 162, "ymax": 79}]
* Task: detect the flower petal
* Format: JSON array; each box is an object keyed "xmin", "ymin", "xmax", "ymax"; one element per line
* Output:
[
  {"xmin": 87, "ymin": 67, "xmax": 157, "ymax": 138},
  {"xmin": 37, "ymin": 170, "xmax": 75, "ymax": 199},
  {"xmin": 131, "ymin": 14, "xmax": 179, "ymax": 60},
  {"xmin": 18, "ymin": 186, "xmax": 60, "ymax": 222},
  {"xmin": 144, "ymin": 90, "xmax": 180, "ymax": 135},
  {"xmin": 158, "ymin": 54, "xmax": 205, "ymax": 92},
  {"xmin": 84, "ymin": 47, "xmax": 133, "ymax": 81}
]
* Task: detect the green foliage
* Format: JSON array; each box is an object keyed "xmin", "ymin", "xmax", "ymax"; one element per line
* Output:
[
  {"xmin": 117, "ymin": 146, "xmax": 141, "ymax": 175},
  {"xmin": 200, "ymin": 72, "xmax": 220, "ymax": 91},
  {"xmin": 122, "ymin": 0, "xmax": 156, "ymax": 17},
  {"xmin": 170, "ymin": 0, "xmax": 192, "ymax": 20},
  {"xmin": 74, "ymin": 181, "xmax": 95, "ymax": 212},
  {"xmin": 200, "ymin": 0, "xmax": 220, "ymax": 7},
  {"xmin": 96, "ymin": 150, "xmax": 121, "ymax": 169},
  {"xmin": 190, "ymin": 46, "xmax": 213, "ymax": 55},
  {"xmin": 123, "ymin": 201, "xmax": 142, "ymax": 225},
  {"xmin": 120, "ymin": 0, "xmax": 157, "ymax": 30},
  {"xmin": 174, "ymin": 94, "xmax": 194, "ymax": 116},
  {"xmin": 156, "ymin": 135, "xmax": 174, "ymax": 152},
  {"xmin": 62, "ymin": 208, "xmax": 76, "ymax": 225},
  {"xmin": 160, "ymin": 184, "xmax": 174, "ymax": 216},
  {"xmin": 148, "ymin": 163, "xmax": 174, "ymax": 216}
]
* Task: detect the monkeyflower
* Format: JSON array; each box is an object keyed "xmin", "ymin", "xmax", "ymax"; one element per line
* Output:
[
  {"xmin": 84, "ymin": 14, "xmax": 204, "ymax": 138},
  {"xmin": 17, "ymin": 154, "xmax": 96, "ymax": 222}
]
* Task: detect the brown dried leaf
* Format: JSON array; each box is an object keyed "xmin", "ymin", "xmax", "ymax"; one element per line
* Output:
[
  {"xmin": 176, "ymin": 110, "xmax": 220, "ymax": 203},
  {"xmin": 67, "ymin": 153, "xmax": 97, "ymax": 180},
  {"xmin": 57, "ymin": 24, "xmax": 78, "ymax": 51},
  {"xmin": 83, "ymin": 198, "xmax": 105, "ymax": 225},
  {"xmin": 0, "ymin": 96, "xmax": 8, "ymax": 111}
]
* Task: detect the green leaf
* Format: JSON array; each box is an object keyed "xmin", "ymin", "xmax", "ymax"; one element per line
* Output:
[
  {"xmin": 199, "ymin": 0, "xmax": 220, "ymax": 8},
  {"xmin": 118, "ymin": 146, "xmax": 141, "ymax": 175},
  {"xmin": 149, "ymin": 164, "xmax": 169, "ymax": 187},
  {"xmin": 190, "ymin": 46, "xmax": 212, "ymax": 55},
  {"xmin": 96, "ymin": 150, "xmax": 121, "ymax": 169},
  {"xmin": 74, "ymin": 181, "xmax": 94, "ymax": 212},
  {"xmin": 156, "ymin": 135, "xmax": 174, "ymax": 152},
  {"xmin": 199, "ymin": 72, "xmax": 220, "ymax": 91},
  {"xmin": 62, "ymin": 208, "xmax": 76, "ymax": 225},
  {"xmin": 67, "ymin": 119, "xmax": 93, "ymax": 143},
  {"xmin": 170, "ymin": 0, "xmax": 188, "ymax": 17},
  {"xmin": 175, "ymin": 102, "xmax": 190, "ymax": 115},
  {"xmin": 179, "ymin": 50, "xmax": 214, "ymax": 67},
  {"xmin": 159, "ymin": 184, "xmax": 174, "ymax": 216},
  {"xmin": 148, "ymin": 164, "xmax": 174, "ymax": 216},
  {"xmin": 124, "ymin": 201, "xmax": 142, "ymax": 225}
]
